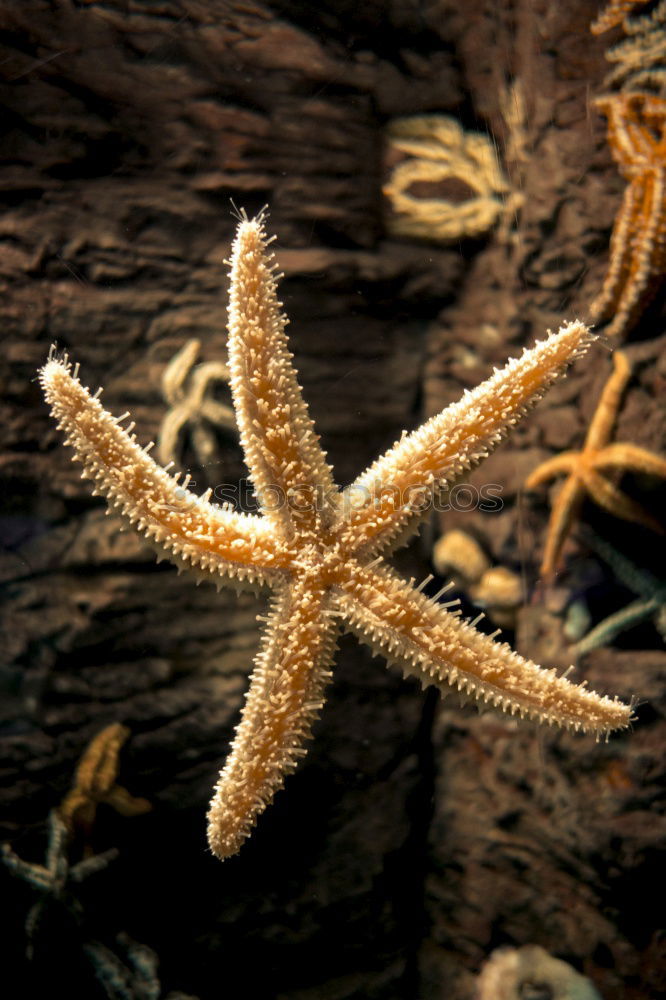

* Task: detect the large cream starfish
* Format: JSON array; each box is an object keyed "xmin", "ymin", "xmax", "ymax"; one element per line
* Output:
[{"xmin": 40, "ymin": 212, "xmax": 632, "ymax": 862}]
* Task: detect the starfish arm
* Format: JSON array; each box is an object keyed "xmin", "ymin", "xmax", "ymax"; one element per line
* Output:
[
  {"xmin": 200, "ymin": 398, "xmax": 237, "ymax": 430},
  {"xmin": 191, "ymin": 422, "xmax": 218, "ymax": 465},
  {"xmin": 70, "ymin": 848, "xmax": 119, "ymax": 882},
  {"xmin": 585, "ymin": 350, "xmax": 631, "ymax": 449},
  {"xmin": 338, "ymin": 321, "xmax": 593, "ymax": 557},
  {"xmin": 1, "ymin": 846, "xmax": 52, "ymax": 891},
  {"xmin": 40, "ymin": 354, "xmax": 285, "ymax": 586},
  {"xmin": 524, "ymin": 452, "xmax": 579, "ymax": 488},
  {"xmin": 336, "ymin": 562, "xmax": 631, "ymax": 735},
  {"xmin": 589, "ymin": 180, "xmax": 641, "ymax": 324},
  {"xmin": 207, "ymin": 576, "xmax": 338, "ymax": 860},
  {"xmin": 574, "ymin": 597, "xmax": 660, "ymax": 655},
  {"xmin": 593, "ymin": 442, "xmax": 666, "ymax": 479},
  {"xmin": 603, "ymin": 169, "xmax": 666, "ymax": 339},
  {"xmin": 537, "ymin": 475, "xmax": 587, "ymax": 580},
  {"xmin": 582, "ymin": 467, "xmax": 664, "ymax": 533},
  {"xmin": 58, "ymin": 794, "xmax": 96, "ymax": 837},
  {"xmin": 74, "ymin": 723, "xmax": 130, "ymax": 796},
  {"xmin": 226, "ymin": 213, "xmax": 337, "ymax": 536},
  {"xmin": 104, "ymin": 786, "xmax": 152, "ymax": 817},
  {"xmin": 156, "ymin": 403, "xmax": 188, "ymax": 467},
  {"xmin": 161, "ymin": 338, "xmax": 201, "ymax": 405},
  {"xmin": 43, "ymin": 810, "xmax": 70, "ymax": 875},
  {"xmin": 581, "ymin": 528, "xmax": 665, "ymax": 599}
]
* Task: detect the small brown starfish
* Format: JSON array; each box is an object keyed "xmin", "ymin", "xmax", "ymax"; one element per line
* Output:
[
  {"xmin": 58, "ymin": 723, "xmax": 151, "ymax": 855},
  {"xmin": 525, "ymin": 349, "xmax": 666, "ymax": 579},
  {"xmin": 590, "ymin": 92, "xmax": 666, "ymax": 340}
]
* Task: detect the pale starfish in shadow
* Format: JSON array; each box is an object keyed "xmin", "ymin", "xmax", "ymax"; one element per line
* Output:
[
  {"xmin": 157, "ymin": 337, "xmax": 236, "ymax": 476},
  {"xmin": 40, "ymin": 212, "xmax": 632, "ymax": 861},
  {"xmin": 2, "ymin": 810, "xmax": 117, "ymax": 957}
]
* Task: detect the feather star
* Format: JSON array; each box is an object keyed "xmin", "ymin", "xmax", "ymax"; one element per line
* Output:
[{"xmin": 40, "ymin": 211, "xmax": 632, "ymax": 862}]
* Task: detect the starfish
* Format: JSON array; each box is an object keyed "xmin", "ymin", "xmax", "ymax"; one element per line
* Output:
[
  {"xmin": 525, "ymin": 349, "xmax": 666, "ymax": 579},
  {"xmin": 157, "ymin": 337, "xmax": 236, "ymax": 474},
  {"xmin": 40, "ymin": 212, "xmax": 632, "ymax": 862},
  {"xmin": 590, "ymin": 92, "xmax": 666, "ymax": 340},
  {"xmin": 2, "ymin": 809, "xmax": 117, "ymax": 957},
  {"xmin": 58, "ymin": 723, "xmax": 151, "ymax": 856}
]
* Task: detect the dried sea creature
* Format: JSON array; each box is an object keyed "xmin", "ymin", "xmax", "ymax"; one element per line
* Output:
[
  {"xmin": 157, "ymin": 337, "xmax": 236, "ymax": 472},
  {"xmin": 383, "ymin": 114, "xmax": 517, "ymax": 242},
  {"xmin": 526, "ymin": 350, "xmax": 666, "ymax": 579},
  {"xmin": 475, "ymin": 945, "xmax": 602, "ymax": 1000},
  {"xmin": 40, "ymin": 211, "xmax": 632, "ymax": 862}
]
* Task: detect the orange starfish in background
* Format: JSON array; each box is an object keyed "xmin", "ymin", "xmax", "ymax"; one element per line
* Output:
[
  {"xmin": 58, "ymin": 723, "xmax": 151, "ymax": 855},
  {"xmin": 590, "ymin": 92, "xmax": 666, "ymax": 340},
  {"xmin": 526, "ymin": 350, "xmax": 666, "ymax": 580}
]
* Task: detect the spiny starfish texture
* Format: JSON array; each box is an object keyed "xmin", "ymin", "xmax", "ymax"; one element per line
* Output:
[
  {"xmin": 590, "ymin": 92, "xmax": 666, "ymax": 339},
  {"xmin": 40, "ymin": 213, "xmax": 632, "ymax": 861},
  {"xmin": 526, "ymin": 349, "xmax": 666, "ymax": 579}
]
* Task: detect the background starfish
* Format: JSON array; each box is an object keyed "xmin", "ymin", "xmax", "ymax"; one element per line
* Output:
[
  {"xmin": 58, "ymin": 723, "xmax": 151, "ymax": 857},
  {"xmin": 2, "ymin": 810, "xmax": 117, "ymax": 958},
  {"xmin": 526, "ymin": 349, "xmax": 666, "ymax": 579},
  {"xmin": 157, "ymin": 338, "xmax": 236, "ymax": 475},
  {"xmin": 40, "ymin": 213, "xmax": 631, "ymax": 862},
  {"xmin": 590, "ymin": 92, "xmax": 666, "ymax": 339}
]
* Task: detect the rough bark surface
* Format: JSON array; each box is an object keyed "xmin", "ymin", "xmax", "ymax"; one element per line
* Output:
[{"xmin": 1, "ymin": 2, "xmax": 664, "ymax": 999}]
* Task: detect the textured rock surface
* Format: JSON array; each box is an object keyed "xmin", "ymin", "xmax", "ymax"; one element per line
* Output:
[{"xmin": 1, "ymin": 2, "xmax": 664, "ymax": 999}]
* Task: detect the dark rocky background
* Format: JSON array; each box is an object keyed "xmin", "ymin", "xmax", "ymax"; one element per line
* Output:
[{"xmin": 1, "ymin": 2, "xmax": 664, "ymax": 998}]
